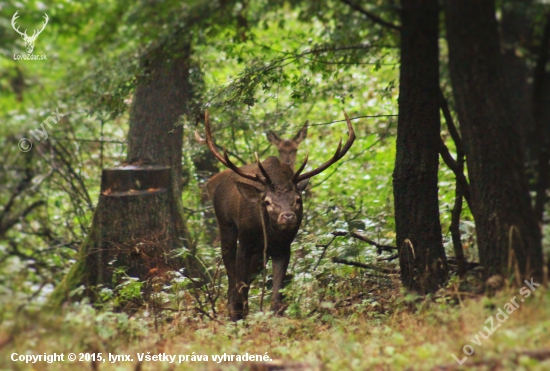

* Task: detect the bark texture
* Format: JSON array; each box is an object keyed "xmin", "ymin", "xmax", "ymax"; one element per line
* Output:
[
  {"xmin": 444, "ymin": 0, "xmax": 543, "ymax": 280},
  {"xmin": 128, "ymin": 43, "xmax": 192, "ymax": 196},
  {"xmin": 393, "ymin": 0, "xmax": 448, "ymax": 293},
  {"xmin": 532, "ymin": 12, "xmax": 550, "ymax": 224},
  {"xmin": 501, "ymin": 0, "xmax": 534, "ymax": 154}
]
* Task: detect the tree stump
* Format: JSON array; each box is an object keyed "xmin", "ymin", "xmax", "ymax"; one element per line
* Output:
[{"xmin": 49, "ymin": 165, "xmax": 193, "ymax": 306}]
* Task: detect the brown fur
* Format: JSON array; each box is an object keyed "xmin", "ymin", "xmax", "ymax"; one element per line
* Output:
[{"xmin": 207, "ymin": 156, "xmax": 308, "ymax": 320}]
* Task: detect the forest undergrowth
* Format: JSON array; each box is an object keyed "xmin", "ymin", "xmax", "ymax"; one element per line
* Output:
[{"xmin": 2, "ymin": 269, "xmax": 550, "ymax": 371}]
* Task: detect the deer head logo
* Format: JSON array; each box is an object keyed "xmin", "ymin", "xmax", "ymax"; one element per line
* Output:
[{"xmin": 11, "ymin": 11, "xmax": 49, "ymax": 54}]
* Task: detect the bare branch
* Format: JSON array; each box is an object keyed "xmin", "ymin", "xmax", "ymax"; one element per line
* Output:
[
  {"xmin": 450, "ymin": 183, "xmax": 467, "ymax": 277},
  {"xmin": 439, "ymin": 89, "xmax": 465, "ymax": 157},
  {"xmin": 377, "ymin": 254, "xmax": 398, "ymax": 262},
  {"xmin": 331, "ymin": 257, "xmax": 399, "ymax": 274},
  {"xmin": 313, "ymin": 235, "xmax": 337, "ymax": 271},
  {"xmin": 439, "ymin": 139, "xmax": 472, "ymax": 208},
  {"xmin": 339, "ymin": 0, "xmax": 401, "ymax": 31},
  {"xmin": 331, "ymin": 230, "xmax": 398, "ymax": 253},
  {"xmin": 438, "ymin": 88, "xmax": 468, "ymax": 275}
]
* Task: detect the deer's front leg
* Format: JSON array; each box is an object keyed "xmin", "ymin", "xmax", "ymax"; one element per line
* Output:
[
  {"xmin": 233, "ymin": 242, "xmax": 251, "ymax": 320},
  {"xmin": 271, "ymin": 252, "xmax": 290, "ymax": 316},
  {"xmin": 219, "ymin": 225, "xmax": 240, "ymax": 321}
]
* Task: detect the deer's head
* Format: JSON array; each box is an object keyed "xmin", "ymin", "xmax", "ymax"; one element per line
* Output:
[
  {"xmin": 12, "ymin": 11, "xmax": 49, "ymax": 54},
  {"xmin": 266, "ymin": 122, "xmax": 308, "ymax": 169},
  {"xmin": 196, "ymin": 111, "xmax": 355, "ymax": 230}
]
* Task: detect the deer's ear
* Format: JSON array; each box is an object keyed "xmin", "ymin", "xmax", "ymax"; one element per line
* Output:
[
  {"xmin": 236, "ymin": 182, "xmax": 263, "ymax": 202},
  {"xmin": 266, "ymin": 131, "xmax": 281, "ymax": 145},
  {"xmin": 293, "ymin": 121, "xmax": 308, "ymax": 144},
  {"xmin": 297, "ymin": 178, "xmax": 309, "ymax": 192}
]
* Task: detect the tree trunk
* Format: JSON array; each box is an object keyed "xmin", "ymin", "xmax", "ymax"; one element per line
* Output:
[
  {"xmin": 393, "ymin": 0, "xmax": 448, "ymax": 293},
  {"xmin": 49, "ymin": 42, "xmax": 198, "ymax": 308},
  {"xmin": 532, "ymin": 12, "xmax": 550, "ymax": 224},
  {"xmin": 500, "ymin": 0, "xmax": 534, "ymax": 157},
  {"xmin": 128, "ymin": 43, "xmax": 192, "ymax": 197},
  {"xmin": 125, "ymin": 42, "xmax": 196, "ymax": 257},
  {"xmin": 444, "ymin": 0, "xmax": 544, "ymax": 281}
]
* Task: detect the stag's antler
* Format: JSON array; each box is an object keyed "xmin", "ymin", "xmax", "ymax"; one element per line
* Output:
[
  {"xmin": 292, "ymin": 110, "xmax": 355, "ymax": 183},
  {"xmin": 11, "ymin": 11, "xmax": 48, "ymax": 39},
  {"xmin": 31, "ymin": 13, "xmax": 49, "ymax": 38},
  {"xmin": 11, "ymin": 11, "xmax": 27, "ymax": 38},
  {"xmin": 195, "ymin": 111, "xmax": 271, "ymax": 185}
]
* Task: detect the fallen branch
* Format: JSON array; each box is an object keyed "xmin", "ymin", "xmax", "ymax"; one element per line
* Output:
[
  {"xmin": 331, "ymin": 257, "xmax": 399, "ymax": 274},
  {"xmin": 377, "ymin": 253, "xmax": 398, "ymax": 262},
  {"xmin": 331, "ymin": 230, "xmax": 398, "ymax": 253}
]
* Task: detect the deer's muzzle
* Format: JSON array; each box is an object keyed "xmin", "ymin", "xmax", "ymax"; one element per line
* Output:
[{"xmin": 277, "ymin": 212, "xmax": 297, "ymax": 228}]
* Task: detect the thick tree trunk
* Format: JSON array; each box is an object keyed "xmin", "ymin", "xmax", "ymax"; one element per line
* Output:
[
  {"xmin": 393, "ymin": 0, "xmax": 448, "ymax": 293},
  {"xmin": 532, "ymin": 13, "xmax": 550, "ymax": 224},
  {"xmin": 125, "ymin": 42, "xmax": 195, "ymax": 255},
  {"xmin": 49, "ymin": 167, "xmax": 187, "ymax": 305},
  {"xmin": 49, "ymin": 43, "xmax": 198, "ymax": 308},
  {"xmin": 444, "ymin": 0, "xmax": 543, "ymax": 280},
  {"xmin": 500, "ymin": 0, "xmax": 534, "ymax": 156},
  {"xmin": 128, "ymin": 43, "xmax": 192, "ymax": 196}
]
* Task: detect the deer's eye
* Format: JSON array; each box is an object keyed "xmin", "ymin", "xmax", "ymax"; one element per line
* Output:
[{"xmin": 264, "ymin": 200, "xmax": 271, "ymax": 206}]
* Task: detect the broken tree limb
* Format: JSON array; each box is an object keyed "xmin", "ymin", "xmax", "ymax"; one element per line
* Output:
[
  {"xmin": 377, "ymin": 253, "xmax": 399, "ymax": 262},
  {"xmin": 331, "ymin": 230, "xmax": 398, "ymax": 253},
  {"xmin": 331, "ymin": 257, "xmax": 399, "ymax": 274}
]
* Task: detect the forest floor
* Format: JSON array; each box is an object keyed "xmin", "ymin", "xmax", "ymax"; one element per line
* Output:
[{"xmin": 1, "ymin": 277, "xmax": 550, "ymax": 371}]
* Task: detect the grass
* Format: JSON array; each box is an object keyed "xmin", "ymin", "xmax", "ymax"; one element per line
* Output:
[{"xmin": 1, "ymin": 277, "xmax": 550, "ymax": 371}]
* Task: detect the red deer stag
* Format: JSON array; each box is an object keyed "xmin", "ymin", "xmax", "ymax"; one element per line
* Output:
[
  {"xmin": 266, "ymin": 121, "xmax": 308, "ymax": 169},
  {"xmin": 196, "ymin": 110, "xmax": 355, "ymax": 321}
]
